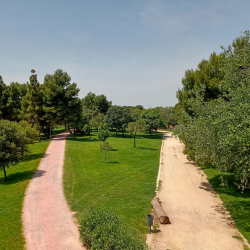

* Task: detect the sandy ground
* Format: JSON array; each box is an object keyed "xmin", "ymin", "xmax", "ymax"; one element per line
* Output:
[
  {"xmin": 150, "ymin": 131, "xmax": 248, "ymax": 250},
  {"xmin": 22, "ymin": 132, "xmax": 85, "ymax": 250}
]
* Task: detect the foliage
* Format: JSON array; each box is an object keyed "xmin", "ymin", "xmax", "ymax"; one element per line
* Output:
[
  {"xmin": 21, "ymin": 70, "xmax": 43, "ymax": 129},
  {"xmin": 141, "ymin": 111, "xmax": 160, "ymax": 134},
  {"xmin": 97, "ymin": 123, "xmax": 110, "ymax": 142},
  {"xmin": 90, "ymin": 111, "xmax": 104, "ymax": 129},
  {"xmin": 21, "ymin": 69, "xmax": 82, "ymax": 137},
  {"xmin": 174, "ymin": 31, "xmax": 250, "ymax": 191},
  {"xmin": 19, "ymin": 121, "xmax": 39, "ymax": 143},
  {"xmin": 79, "ymin": 209, "xmax": 148, "ymax": 250},
  {"xmin": 126, "ymin": 119, "xmax": 146, "ymax": 147},
  {"xmin": 41, "ymin": 69, "xmax": 82, "ymax": 128},
  {"xmin": 175, "ymin": 52, "xmax": 225, "ymax": 117},
  {"xmin": 82, "ymin": 124, "xmax": 90, "ymax": 135},
  {"xmin": 82, "ymin": 92, "xmax": 111, "ymax": 114},
  {"xmin": 100, "ymin": 141, "xmax": 112, "ymax": 163},
  {"xmin": 0, "ymin": 80, "xmax": 28, "ymax": 121},
  {"xmin": 105, "ymin": 105, "xmax": 133, "ymax": 135},
  {"xmin": 0, "ymin": 120, "xmax": 38, "ymax": 181}
]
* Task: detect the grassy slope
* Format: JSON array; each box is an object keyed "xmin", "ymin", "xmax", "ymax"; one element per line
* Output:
[
  {"xmin": 201, "ymin": 165, "xmax": 250, "ymax": 244},
  {"xmin": 63, "ymin": 132, "xmax": 162, "ymax": 237},
  {"xmin": 0, "ymin": 140, "xmax": 50, "ymax": 250}
]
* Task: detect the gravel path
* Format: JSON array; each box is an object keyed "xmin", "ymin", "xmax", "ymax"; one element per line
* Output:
[
  {"xmin": 150, "ymin": 132, "xmax": 247, "ymax": 250},
  {"xmin": 22, "ymin": 132, "xmax": 85, "ymax": 250}
]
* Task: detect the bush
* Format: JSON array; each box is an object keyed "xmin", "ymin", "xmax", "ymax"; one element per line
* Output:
[{"xmin": 79, "ymin": 209, "xmax": 148, "ymax": 250}]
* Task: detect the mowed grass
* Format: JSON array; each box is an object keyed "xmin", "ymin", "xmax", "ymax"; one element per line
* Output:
[
  {"xmin": 0, "ymin": 140, "xmax": 50, "ymax": 250},
  {"xmin": 63, "ymin": 132, "xmax": 163, "ymax": 238},
  {"xmin": 201, "ymin": 165, "xmax": 250, "ymax": 244}
]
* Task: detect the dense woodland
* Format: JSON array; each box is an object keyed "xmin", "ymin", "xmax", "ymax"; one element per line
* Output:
[{"xmin": 174, "ymin": 31, "xmax": 250, "ymax": 191}]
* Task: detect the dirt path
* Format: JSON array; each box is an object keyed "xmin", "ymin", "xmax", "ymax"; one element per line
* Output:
[
  {"xmin": 22, "ymin": 132, "xmax": 85, "ymax": 250},
  {"xmin": 150, "ymin": 132, "xmax": 247, "ymax": 250}
]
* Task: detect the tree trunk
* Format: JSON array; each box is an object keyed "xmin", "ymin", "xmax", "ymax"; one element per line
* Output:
[
  {"xmin": 134, "ymin": 133, "xmax": 136, "ymax": 147},
  {"xmin": 151, "ymin": 197, "xmax": 169, "ymax": 224},
  {"xmin": 3, "ymin": 164, "xmax": 7, "ymax": 181},
  {"xmin": 105, "ymin": 151, "xmax": 107, "ymax": 163},
  {"xmin": 116, "ymin": 129, "xmax": 117, "ymax": 136},
  {"xmin": 122, "ymin": 129, "xmax": 124, "ymax": 137}
]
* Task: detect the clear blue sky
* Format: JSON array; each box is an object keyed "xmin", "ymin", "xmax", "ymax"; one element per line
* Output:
[{"xmin": 0, "ymin": 0, "xmax": 249, "ymax": 108}]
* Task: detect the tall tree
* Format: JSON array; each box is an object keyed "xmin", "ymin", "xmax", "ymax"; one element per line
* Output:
[
  {"xmin": 21, "ymin": 70, "xmax": 44, "ymax": 129},
  {"xmin": 175, "ymin": 52, "xmax": 225, "ymax": 118},
  {"xmin": 41, "ymin": 69, "xmax": 82, "ymax": 130},
  {"xmin": 0, "ymin": 76, "xmax": 6, "ymax": 120},
  {"xmin": 82, "ymin": 92, "xmax": 111, "ymax": 114},
  {"xmin": 94, "ymin": 94, "xmax": 112, "ymax": 114}
]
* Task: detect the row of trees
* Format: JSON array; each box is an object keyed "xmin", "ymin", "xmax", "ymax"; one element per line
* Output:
[
  {"xmin": 0, "ymin": 69, "xmax": 83, "ymax": 180},
  {"xmin": 173, "ymin": 31, "xmax": 250, "ymax": 191},
  {"xmin": 0, "ymin": 68, "xmax": 177, "ymax": 138},
  {"xmin": 75, "ymin": 99, "xmax": 177, "ymax": 137},
  {"xmin": 0, "ymin": 68, "xmax": 177, "ymax": 179},
  {"xmin": 0, "ymin": 69, "xmax": 82, "ymax": 137}
]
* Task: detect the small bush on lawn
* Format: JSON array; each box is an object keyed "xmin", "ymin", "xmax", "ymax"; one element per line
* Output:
[{"xmin": 79, "ymin": 209, "xmax": 148, "ymax": 250}]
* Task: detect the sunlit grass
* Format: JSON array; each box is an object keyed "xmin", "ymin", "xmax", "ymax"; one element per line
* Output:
[
  {"xmin": 0, "ymin": 140, "xmax": 50, "ymax": 250},
  {"xmin": 201, "ymin": 165, "xmax": 250, "ymax": 244},
  {"xmin": 63, "ymin": 131, "xmax": 162, "ymax": 238}
]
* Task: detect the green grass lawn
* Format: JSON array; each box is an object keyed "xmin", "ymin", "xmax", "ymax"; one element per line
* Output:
[
  {"xmin": 201, "ymin": 165, "xmax": 250, "ymax": 244},
  {"xmin": 63, "ymin": 131, "xmax": 163, "ymax": 238},
  {"xmin": 0, "ymin": 140, "xmax": 50, "ymax": 250}
]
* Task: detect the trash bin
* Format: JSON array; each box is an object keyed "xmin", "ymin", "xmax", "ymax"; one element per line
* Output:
[{"xmin": 147, "ymin": 214, "xmax": 153, "ymax": 227}]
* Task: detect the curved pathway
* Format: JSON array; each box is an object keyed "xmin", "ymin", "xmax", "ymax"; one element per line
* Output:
[
  {"xmin": 150, "ymin": 132, "xmax": 248, "ymax": 250},
  {"xmin": 22, "ymin": 132, "xmax": 84, "ymax": 250}
]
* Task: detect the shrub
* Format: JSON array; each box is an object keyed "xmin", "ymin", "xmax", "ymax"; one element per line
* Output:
[{"xmin": 79, "ymin": 209, "xmax": 148, "ymax": 250}]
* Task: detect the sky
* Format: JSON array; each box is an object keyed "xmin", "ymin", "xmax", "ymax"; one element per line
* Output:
[{"xmin": 0, "ymin": 0, "xmax": 250, "ymax": 108}]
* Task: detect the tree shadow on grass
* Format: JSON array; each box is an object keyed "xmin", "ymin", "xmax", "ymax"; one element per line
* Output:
[
  {"xmin": 199, "ymin": 171, "xmax": 250, "ymax": 237},
  {"xmin": 137, "ymin": 147, "xmax": 157, "ymax": 151},
  {"xmin": 0, "ymin": 170, "xmax": 46, "ymax": 185},
  {"xmin": 110, "ymin": 134, "xmax": 132, "ymax": 139},
  {"xmin": 200, "ymin": 171, "xmax": 250, "ymax": 198},
  {"xmin": 139, "ymin": 133, "xmax": 163, "ymax": 140},
  {"xmin": 21, "ymin": 153, "xmax": 47, "ymax": 162},
  {"xmin": 224, "ymin": 199, "xmax": 250, "ymax": 233},
  {"xmin": 66, "ymin": 137, "xmax": 99, "ymax": 143},
  {"xmin": 107, "ymin": 161, "xmax": 120, "ymax": 164}
]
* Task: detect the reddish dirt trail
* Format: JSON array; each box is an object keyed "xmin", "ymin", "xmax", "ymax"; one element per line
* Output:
[
  {"xmin": 150, "ymin": 132, "xmax": 248, "ymax": 250},
  {"xmin": 22, "ymin": 132, "xmax": 85, "ymax": 250}
]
